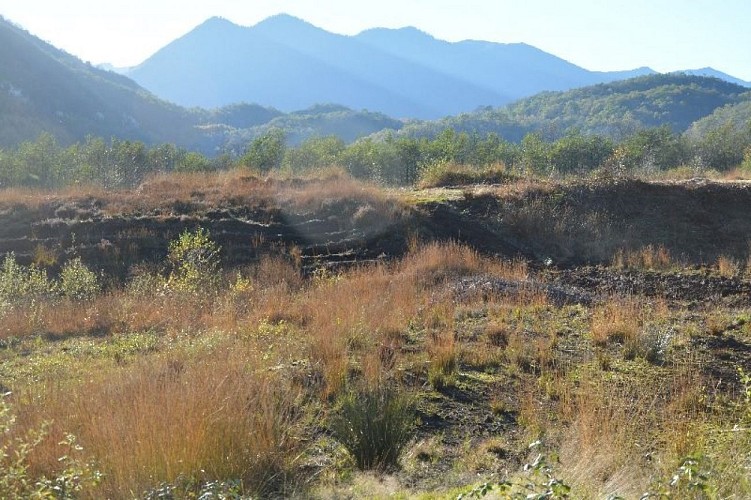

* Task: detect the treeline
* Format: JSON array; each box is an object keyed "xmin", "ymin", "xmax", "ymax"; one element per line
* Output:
[
  {"xmin": 0, "ymin": 134, "xmax": 231, "ymax": 189},
  {"xmin": 1, "ymin": 125, "xmax": 750, "ymax": 189}
]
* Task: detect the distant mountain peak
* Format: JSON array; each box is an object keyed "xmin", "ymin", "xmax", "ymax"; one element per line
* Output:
[
  {"xmin": 252, "ymin": 13, "xmax": 316, "ymax": 30},
  {"xmin": 676, "ymin": 67, "xmax": 750, "ymax": 87},
  {"xmin": 196, "ymin": 16, "xmax": 238, "ymax": 29},
  {"xmin": 359, "ymin": 25, "xmax": 435, "ymax": 39}
]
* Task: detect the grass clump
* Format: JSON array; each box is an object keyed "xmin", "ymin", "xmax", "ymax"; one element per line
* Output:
[
  {"xmin": 329, "ymin": 384, "xmax": 416, "ymax": 471},
  {"xmin": 590, "ymin": 298, "xmax": 642, "ymax": 347},
  {"xmin": 428, "ymin": 331, "xmax": 458, "ymax": 390}
]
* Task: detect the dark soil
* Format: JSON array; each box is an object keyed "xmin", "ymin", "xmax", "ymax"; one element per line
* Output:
[
  {"xmin": 2, "ymin": 179, "xmax": 751, "ymax": 279},
  {"xmin": 548, "ymin": 266, "xmax": 751, "ymax": 306}
]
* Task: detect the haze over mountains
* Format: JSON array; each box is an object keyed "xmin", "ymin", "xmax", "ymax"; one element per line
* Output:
[
  {"xmin": 1, "ymin": 13, "xmax": 750, "ymax": 154},
  {"xmin": 127, "ymin": 14, "xmax": 661, "ymax": 118}
]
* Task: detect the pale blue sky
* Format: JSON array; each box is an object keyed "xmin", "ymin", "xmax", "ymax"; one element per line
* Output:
[{"xmin": 2, "ymin": 0, "xmax": 749, "ymax": 80}]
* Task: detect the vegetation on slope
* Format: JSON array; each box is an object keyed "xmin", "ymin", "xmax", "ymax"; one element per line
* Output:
[
  {"xmin": 396, "ymin": 73, "xmax": 751, "ymax": 142},
  {"xmin": 0, "ymin": 16, "xmax": 219, "ymax": 151}
]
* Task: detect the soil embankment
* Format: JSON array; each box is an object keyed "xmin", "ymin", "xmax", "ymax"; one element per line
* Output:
[{"xmin": 1, "ymin": 177, "xmax": 750, "ymax": 277}]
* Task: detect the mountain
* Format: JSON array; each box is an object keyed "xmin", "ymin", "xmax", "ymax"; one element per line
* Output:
[
  {"xmin": 0, "ymin": 16, "xmax": 399, "ymax": 153},
  {"xmin": 127, "ymin": 15, "xmax": 660, "ymax": 119},
  {"xmin": 128, "ymin": 16, "xmax": 507, "ymax": 119},
  {"xmin": 2, "ymin": 14, "xmax": 748, "ymax": 156},
  {"xmin": 391, "ymin": 73, "xmax": 751, "ymax": 142},
  {"xmin": 0, "ymin": 16, "xmax": 220, "ymax": 151},
  {"xmin": 681, "ymin": 68, "xmax": 750, "ymax": 88},
  {"xmin": 354, "ymin": 28, "xmax": 655, "ymax": 99}
]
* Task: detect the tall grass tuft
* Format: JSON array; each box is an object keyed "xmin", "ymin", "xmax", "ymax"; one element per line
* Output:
[{"xmin": 329, "ymin": 385, "xmax": 416, "ymax": 471}]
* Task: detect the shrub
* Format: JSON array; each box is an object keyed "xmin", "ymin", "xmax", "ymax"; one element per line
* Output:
[
  {"xmin": 329, "ymin": 385, "xmax": 416, "ymax": 470},
  {"xmin": 0, "ymin": 253, "xmax": 55, "ymax": 312},
  {"xmin": 417, "ymin": 161, "xmax": 516, "ymax": 189},
  {"xmin": 166, "ymin": 228, "xmax": 221, "ymax": 294},
  {"xmin": 59, "ymin": 258, "xmax": 100, "ymax": 301}
]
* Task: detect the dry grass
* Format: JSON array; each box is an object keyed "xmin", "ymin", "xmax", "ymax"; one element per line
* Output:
[
  {"xmin": 556, "ymin": 361, "xmax": 711, "ymax": 498},
  {"xmin": 428, "ymin": 330, "xmax": 458, "ymax": 390},
  {"xmin": 0, "ymin": 168, "xmax": 400, "ymax": 219},
  {"xmin": 21, "ymin": 349, "xmax": 303, "ymax": 497},
  {"xmin": 612, "ymin": 244, "xmax": 673, "ymax": 271},
  {"xmin": 717, "ymin": 254, "xmax": 740, "ymax": 277},
  {"xmin": 2, "ymin": 190, "xmax": 749, "ymax": 498},
  {"xmin": 417, "ymin": 161, "xmax": 516, "ymax": 189},
  {"xmin": 398, "ymin": 240, "xmax": 528, "ymax": 286},
  {"xmin": 303, "ymin": 263, "xmax": 421, "ymax": 398},
  {"xmin": 0, "ymin": 183, "xmax": 110, "ymax": 209},
  {"xmin": 590, "ymin": 297, "xmax": 643, "ymax": 346}
]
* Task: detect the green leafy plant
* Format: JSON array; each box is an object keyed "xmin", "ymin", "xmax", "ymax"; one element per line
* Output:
[
  {"xmin": 0, "ymin": 394, "xmax": 101, "ymax": 498},
  {"xmin": 166, "ymin": 228, "xmax": 221, "ymax": 294},
  {"xmin": 457, "ymin": 441, "xmax": 571, "ymax": 499},
  {"xmin": 0, "ymin": 253, "xmax": 55, "ymax": 311},
  {"xmin": 643, "ymin": 454, "xmax": 713, "ymax": 499},
  {"xmin": 59, "ymin": 258, "xmax": 100, "ymax": 301}
]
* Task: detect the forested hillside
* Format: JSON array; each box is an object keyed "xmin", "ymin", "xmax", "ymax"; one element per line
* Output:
[
  {"xmin": 394, "ymin": 74, "xmax": 751, "ymax": 142},
  {"xmin": 0, "ymin": 16, "xmax": 218, "ymax": 151}
]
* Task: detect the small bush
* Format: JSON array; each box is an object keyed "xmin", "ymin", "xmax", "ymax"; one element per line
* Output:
[
  {"xmin": 329, "ymin": 385, "xmax": 416, "ymax": 471},
  {"xmin": 60, "ymin": 258, "xmax": 100, "ymax": 301},
  {"xmin": 0, "ymin": 253, "xmax": 55, "ymax": 312},
  {"xmin": 166, "ymin": 228, "xmax": 221, "ymax": 294}
]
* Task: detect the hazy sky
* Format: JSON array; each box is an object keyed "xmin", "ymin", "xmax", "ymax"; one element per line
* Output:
[{"xmin": 2, "ymin": 0, "xmax": 750, "ymax": 80}]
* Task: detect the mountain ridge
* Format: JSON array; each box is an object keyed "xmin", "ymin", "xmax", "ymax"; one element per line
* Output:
[{"xmin": 128, "ymin": 15, "xmax": 684, "ymax": 119}]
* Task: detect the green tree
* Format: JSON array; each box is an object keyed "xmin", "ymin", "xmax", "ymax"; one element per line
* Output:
[
  {"xmin": 175, "ymin": 152, "xmax": 213, "ymax": 173},
  {"xmin": 339, "ymin": 138, "xmax": 383, "ymax": 180},
  {"xmin": 147, "ymin": 143, "xmax": 181, "ymax": 173},
  {"xmin": 283, "ymin": 135, "xmax": 345, "ymax": 172},
  {"xmin": 549, "ymin": 132, "xmax": 614, "ymax": 173},
  {"xmin": 241, "ymin": 129, "xmax": 286, "ymax": 173},
  {"xmin": 695, "ymin": 122, "xmax": 748, "ymax": 170},
  {"xmin": 15, "ymin": 133, "xmax": 60, "ymax": 187},
  {"xmin": 620, "ymin": 126, "xmax": 689, "ymax": 172},
  {"xmin": 521, "ymin": 133, "xmax": 551, "ymax": 174}
]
